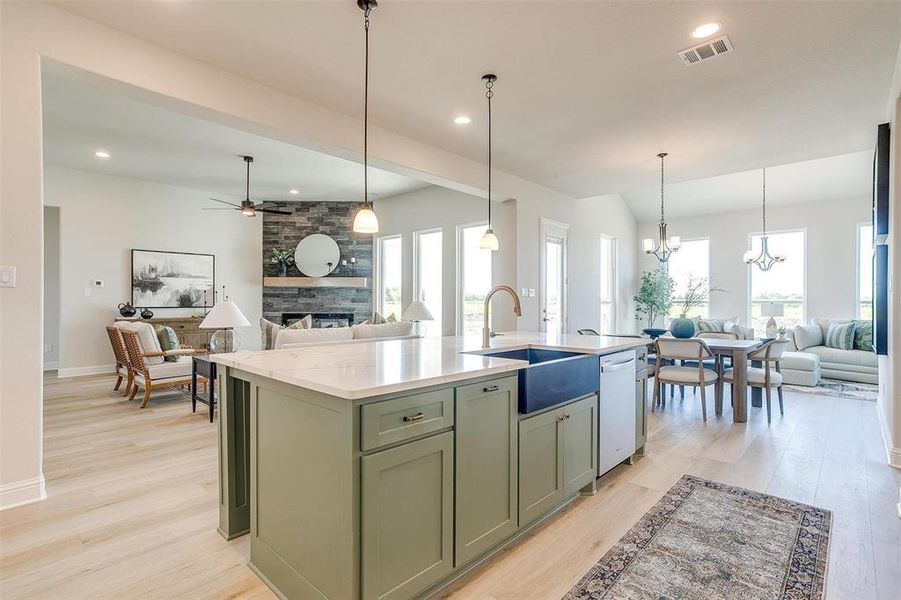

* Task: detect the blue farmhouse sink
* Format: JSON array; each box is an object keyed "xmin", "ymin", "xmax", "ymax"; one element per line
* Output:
[{"xmin": 475, "ymin": 348, "xmax": 599, "ymax": 414}]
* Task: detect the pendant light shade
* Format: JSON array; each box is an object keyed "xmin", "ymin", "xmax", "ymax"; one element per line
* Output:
[
  {"xmin": 641, "ymin": 152, "xmax": 680, "ymax": 263},
  {"xmin": 352, "ymin": 204, "xmax": 379, "ymax": 234},
  {"xmin": 480, "ymin": 73, "xmax": 499, "ymax": 251},
  {"xmin": 353, "ymin": 0, "xmax": 379, "ymax": 234}
]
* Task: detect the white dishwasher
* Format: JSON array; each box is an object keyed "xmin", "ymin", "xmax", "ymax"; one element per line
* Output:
[{"xmin": 598, "ymin": 350, "xmax": 637, "ymax": 476}]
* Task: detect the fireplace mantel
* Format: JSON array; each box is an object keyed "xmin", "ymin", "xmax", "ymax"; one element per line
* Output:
[{"xmin": 263, "ymin": 277, "xmax": 368, "ymax": 289}]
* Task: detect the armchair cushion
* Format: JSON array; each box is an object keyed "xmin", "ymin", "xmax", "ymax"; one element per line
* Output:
[
  {"xmin": 723, "ymin": 367, "xmax": 783, "ymax": 386},
  {"xmin": 792, "ymin": 324, "xmax": 823, "ymax": 351},
  {"xmin": 129, "ymin": 322, "xmax": 164, "ymax": 365},
  {"xmin": 155, "ymin": 325, "xmax": 180, "ymax": 362}
]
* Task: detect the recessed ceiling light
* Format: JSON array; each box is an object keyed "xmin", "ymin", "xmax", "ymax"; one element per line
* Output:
[
  {"xmin": 454, "ymin": 116, "xmax": 471, "ymax": 125},
  {"xmin": 691, "ymin": 22, "xmax": 721, "ymax": 39},
  {"xmin": 94, "ymin": 150, "xmax": 111, "ymax": 159},
  {"xmin": 288, "ymin": 189, "xmax": 300, "ymax": 195}
]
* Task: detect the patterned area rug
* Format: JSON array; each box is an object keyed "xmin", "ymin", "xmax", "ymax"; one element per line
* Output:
[
  {"xmin": 785, "ymin": 378, "xmax": 878, "ymax": 402},
  {"xmin": 564, "ymin": 475, "xmax": 832, "ymax": 600}
]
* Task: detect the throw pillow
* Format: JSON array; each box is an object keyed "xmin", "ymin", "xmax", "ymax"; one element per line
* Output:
[
  {"xmin": 260, "ymin": 315, "xmax": 313, "ymax": 350},
  {"xmin": 351, "ymin": 321, "xmax": 414, "ymax": 339},
  {"xmin": 729, "ymin": 323, "xmax": 746, "ymax": 340},
  {"xmin": 824, "ymin": 322, "xmax": 855, "ymax": 351},
  {"xmin": 853, "ymin": 320, "xmax": 874, "ymax": 352},
  {"xmin": 792, "ymin": 324, "xmax": 823, "ymax": 351},
  {"xmin": 695, "ymin": 319, "xmax": 724, "ymax": 333},
  {"xmin": 371, "ymin": 312, "xmax": 387, "ymax": 324},
  {"xmin": 154, "ymin": 325, "xmax": 180, "ymax": 362}
]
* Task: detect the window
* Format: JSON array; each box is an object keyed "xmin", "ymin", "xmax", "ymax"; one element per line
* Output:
[
  {"xmin": 376, "ymin": 235, "xmax": 402, "ymax": 319},
  {"xmin": 666, "ymin": 239, "xmax": 710, "ymax": 319},
  {"xmin": 748, "ymin": 230, "xmax": 805, "ymax": 333},
  {"xmin": 858, "ymin": 223, "xmax": 873, "ymax": 319},
  {"xmin": 599, "ymin": 236, "xmax": 617, "ymax": 334},
  {"xmin": 414, "ymin": 229, "xmax": 443, "ymax": 337},
  {"xmin": 457, "ymin": 223, "xmax": 492, "ymax": 335}
]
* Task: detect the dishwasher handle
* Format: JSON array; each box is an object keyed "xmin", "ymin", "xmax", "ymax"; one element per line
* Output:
[{"xmin": 601, "ymin": 357, "xmax": 636, "ymax": 373}]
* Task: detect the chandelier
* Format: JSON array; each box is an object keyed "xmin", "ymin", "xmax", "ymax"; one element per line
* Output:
[
  {"xmin": 743, "ymin": 168, "xmax": 785, "ymax": 271},
  {"xmin": 641, "ymin": 152, "xmax": 680, "ymax": 262}
]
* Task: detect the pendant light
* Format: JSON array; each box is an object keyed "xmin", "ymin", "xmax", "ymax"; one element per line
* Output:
[
  {"xmin": 479, "ymin": 74, "xmax": 499, "ymax": 251},
  {"xmin": 744, "ymin": 168, "xmax": 785, "ymax": 271},
  {"xmin": 352, "ymin": 0, "xmax": 379, "ymax": 234},
  {"xmin": 641, "ymin": 152, "xmax": 681, "ymax": 262}
]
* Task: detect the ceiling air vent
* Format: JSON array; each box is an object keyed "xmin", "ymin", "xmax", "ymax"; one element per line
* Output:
[{"xmin": 678, "ymin": 35, "xmax": 733, "ymax": 67}]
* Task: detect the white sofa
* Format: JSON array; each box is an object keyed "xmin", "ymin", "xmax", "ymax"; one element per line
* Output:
[
  {"xmin": 274, "ymin": 321, "xmax": 416, "ymax": 349},
  {"xmin": 786, "ymin": 318, "xmax": 877, "ymax": 384}
]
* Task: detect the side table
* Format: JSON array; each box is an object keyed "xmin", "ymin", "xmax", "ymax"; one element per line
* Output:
[{"xmin": 192, "ymin": 355, "xmax": 217, "ymax": 422}]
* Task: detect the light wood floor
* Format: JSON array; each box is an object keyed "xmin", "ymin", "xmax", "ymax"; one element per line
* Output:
[{"xmin": 1, "ymin": 374, "xmax": 898, "ymax": 599}]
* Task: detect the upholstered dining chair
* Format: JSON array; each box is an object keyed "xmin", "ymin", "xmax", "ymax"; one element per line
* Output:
[
  {"xmin": 119, "ymin": 323, "xmax": 206, "ymax": 408},
  {"xmin": 105, "ymin": 325, "xmax": 133, "ymax": 397},
  {"xmin": 653, "ymin": 338, "xmax": 718, "ymax": 421},
  {"xmin": 721, "ymin": 339, "xmax": 789, "ymax": 423}
]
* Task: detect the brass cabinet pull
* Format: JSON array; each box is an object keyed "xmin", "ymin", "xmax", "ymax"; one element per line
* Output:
[
  {"xmin": 558, "ymin": 413, "xmax": 571, "ymax": 421},
  {"xmin": 482, "ymin": 385, "xmax": 500, "ymax": 393},
  {"xmin": 402, "ymin": 412, "xmax": 425, "ymax": 423}
]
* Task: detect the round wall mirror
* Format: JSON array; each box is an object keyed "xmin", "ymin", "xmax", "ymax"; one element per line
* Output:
[{"xmin": 294, "ymin": 234, "xmax": 340, "ymax": 277}]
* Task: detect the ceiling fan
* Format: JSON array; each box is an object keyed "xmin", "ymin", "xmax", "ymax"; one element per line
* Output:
[{"xmin": 204, "ymin": 155, "xmax": 292, "ymax": 217}]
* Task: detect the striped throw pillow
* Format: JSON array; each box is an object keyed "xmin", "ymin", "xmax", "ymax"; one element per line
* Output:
[
  {"xmin": 260, "ymin": 315, "xmax": 312, "ymax": 350},
  {"xmin": 694, "ymin": 319, "xmax": 724, "ymax": 333},
  {"xmin": 825, "ymin": 322, "xmax": 855, "ymax": 350}
]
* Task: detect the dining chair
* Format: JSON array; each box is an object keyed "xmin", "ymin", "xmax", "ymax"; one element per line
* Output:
[
  {"xmin": 653, "ymin": 338, "xmax": 718, "ymax": 421},
  {"xmin": 721, "ymin": 339, "xmax": 789, "ymax": 423}
]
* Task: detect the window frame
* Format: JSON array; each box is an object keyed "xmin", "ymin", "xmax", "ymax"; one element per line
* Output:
[
  {"xmin": 455, "ymin": 221, "xmax": 490, "ymax": 335},
  {"xmin": 413, "ymin": 227, "xmax": 443, "ymax": 337},
  {"xmin": 857, "ymin": 221, "xmax": 873, "ymax": 320},
  {"xmin": 745, "ymin": 227, "xmax": 807, "ymax": 331},
  {"xmin": 374, "ymin": 233, "xmax": 403, "ymax": 317},
  {"xmin": 666, "ymin": 237, "xmax": 710, "ymax": 319},
  {"xmin": 599, "ymin": 234, "xmax": 618, "ymax": 333}
]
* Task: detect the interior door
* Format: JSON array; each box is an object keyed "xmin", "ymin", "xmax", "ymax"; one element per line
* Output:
[{"xmin": 539, "ymin": 218, "xmax": 569, "ymax": 334}]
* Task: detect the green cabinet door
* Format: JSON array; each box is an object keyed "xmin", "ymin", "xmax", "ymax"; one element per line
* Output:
[
  {"xmin": 361, "ymin": 431, "xmax": 454, "ymax": 600},
  {"xmin": 455, "ymin": 377, "xmax": 518, "ymax": 566},
  {"xmin": 518, "ymin": 407, "xmax": 564, "ymax": 526},
  {"xmin": 562, "ymin": 395, "xmax": 598, "ymax": 497}
]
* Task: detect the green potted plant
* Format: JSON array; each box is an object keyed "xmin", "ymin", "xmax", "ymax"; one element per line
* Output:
[
  {"xmin": 270, "ymin": 248, "xmax": 295, "ymax": 277},
  {"xmin": 670, "ymin": 275, "xmax": 726, "ymax": 338},
  {"xmin": 634, "ymin": 268, "xmax": 674, "ymax": 338}
]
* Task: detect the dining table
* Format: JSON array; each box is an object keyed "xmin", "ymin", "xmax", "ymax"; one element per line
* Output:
[{"xmin": 701, "ymin": 338, "xmax": 763, "ymax": 423}]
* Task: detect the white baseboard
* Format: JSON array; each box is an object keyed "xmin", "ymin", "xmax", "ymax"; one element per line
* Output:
[
  {"xmin": 876, "ymin": 396, "xmax": 901, "ymax": 469},
  {"xmin": 56, "ymin": 364, "xmax": 116, "ymax": 378},
  {"xmin": 43, "ymin": 361, "xmax": 59, "ymax": 370},
  {"xmin": 0, "ymin": 474, "xmax": 46, "ymax": 511}
]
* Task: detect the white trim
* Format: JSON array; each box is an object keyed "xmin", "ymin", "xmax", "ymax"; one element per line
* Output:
[
  {"xmin": 599, "ymin": 234, "xmax": 618, "ymax": 334},
  {"xmin": 539, "ymin": 217, "xmax": 569, "ymax": 334},
  {"xmin": 875, "ymin": 394, "xmax": 901, "ymax": 468},
  {"xmin": 43, "ymin": 361, "xmax": 60, "ymax": 370},
  {"xmin": 374, "ymin": 234, "xmax": 402, "ymax": 317},
  {"xmin": 413, "ymin": 227, "xmax": 443, "ymax": 337},
  {"xmin": 0, "ymin": 474, "xmax": 46, "ymax": 511},
  {"xmin": 57, "ymin": 364, "xmax": 116, "ymax": 378}
]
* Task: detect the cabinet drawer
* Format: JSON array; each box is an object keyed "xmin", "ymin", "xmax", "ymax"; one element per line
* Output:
[{"xmin": 361, "ymin": 389, "xmax": 454, "ymax": 451}]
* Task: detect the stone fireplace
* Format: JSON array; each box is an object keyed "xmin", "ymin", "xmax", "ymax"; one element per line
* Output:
[{"xmin": 262, "ymin": 202, "xmax": 373, "ymax": 325}]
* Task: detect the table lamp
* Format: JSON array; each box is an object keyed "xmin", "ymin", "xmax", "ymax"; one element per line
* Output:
[
  {"xmin": 201, "ymin": 298, "xmax": 251, "ymax": 353},
  {"xmin": 760, "ymin": 302, "xmax": 784, "ymax": 339},
  {"xmin": 402, "ymin": 300, "xmax": 434, "ymax": 337}
]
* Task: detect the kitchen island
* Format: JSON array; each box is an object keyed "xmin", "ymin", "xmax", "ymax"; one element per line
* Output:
[{"xmin": 212, "ymin": 332, "xmax": 649, "ymax": 600}]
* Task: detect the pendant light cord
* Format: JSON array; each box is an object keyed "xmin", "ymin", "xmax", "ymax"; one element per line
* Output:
[
  {"xmin": 659, "ymin": 153, "xmax": 666, "ymax": 224},
  {"xmin": 485, "ymin": 78, "xmax": 494, "ymax": 228},
  {"xmin": 245, "ymin": 158, "xmax": 250, "ymax": 201},
  {"xmin": 363, "ymin": 5, "xmax": 371, "ymax": 210},
  {"xmin": 761, "ymin": 167, "xmax": 767, "ymax": 235}
]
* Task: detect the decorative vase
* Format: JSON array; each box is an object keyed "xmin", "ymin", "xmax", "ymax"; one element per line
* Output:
[
  {"xmin": 642, "ymin": 328, "xmax": 668, "ymax": 339},
  {"xmin": 670, "ymin": 317, "xmax": 695, "ymax": 339},
  {"xmin": 279, "ymin": 263, "xmax": 288, "ymax": 277},
  {"xmin": 118, "ymin": 302, "xmax": 137, "ymax": 318},
  {"xmin": 140, "ymin": 307, "xmax": 154, "ymax": 319}
]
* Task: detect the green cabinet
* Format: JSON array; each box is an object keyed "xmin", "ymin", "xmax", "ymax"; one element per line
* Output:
[
  {"xmin": 454, "ymin": 377, "xmax": 518, "ymax": 566},
  {"xmin": 361, "ymin": 431, "xmax": 454, "ymax": 600},
  {"xmin": 519, "ymin": 395, "xmax": 598, "ymax": 526}
]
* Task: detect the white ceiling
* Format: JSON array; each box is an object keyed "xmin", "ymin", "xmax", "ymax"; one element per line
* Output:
[
  {"xmin": 41, "ymin": 64, "xmax": 430, "ymax": 202},
  {"xmin": 621, "ymin": 150, "xmax": 873, "ymax": 221},
  {"xmin": 54, "ymin": 1, "xmax": 901, "ymax": 200}
]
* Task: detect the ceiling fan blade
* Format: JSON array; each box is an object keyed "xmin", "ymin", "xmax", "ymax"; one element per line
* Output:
[
  {"xmin": 208, "ymin": 197, "xmax": 242, "ymax": 208},
  {"xmin": 256, "ymin": 208, "xmax": 293, "ymax": 215},
  {"xmin": 201, "ymin": 207, "xmax": 240, "ymax": 211}
]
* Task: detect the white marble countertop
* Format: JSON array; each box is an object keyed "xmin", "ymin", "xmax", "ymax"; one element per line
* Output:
[{"xmin": 210, "ymin": 332, "xmax": 650, "ymax": 400}]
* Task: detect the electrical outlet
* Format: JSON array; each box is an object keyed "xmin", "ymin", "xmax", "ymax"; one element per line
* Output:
[
  {"xmin": 83, "ymin": 287, "xmax": 91, "ymax": 297},
  {"xmin": 0, "ymin": 266, "xmax": 16, "ymax": 288}
]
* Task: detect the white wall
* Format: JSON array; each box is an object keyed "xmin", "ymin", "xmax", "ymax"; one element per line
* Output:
[
  {"xmin": 44, "ymin": 166, "xmax": 262, "ymax": 376},
  {"xmin": 637, "ymin": 197, "xmax": 871, "ymax": 325},
  {"xmin": 43, "ymin": 206, "xmax": 61, "ymax": 369}
]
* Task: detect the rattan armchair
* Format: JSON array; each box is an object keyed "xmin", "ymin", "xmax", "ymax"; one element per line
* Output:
[{"xmin": 119, "ymin": 326, "xmax": 206, "ymax": 408}]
